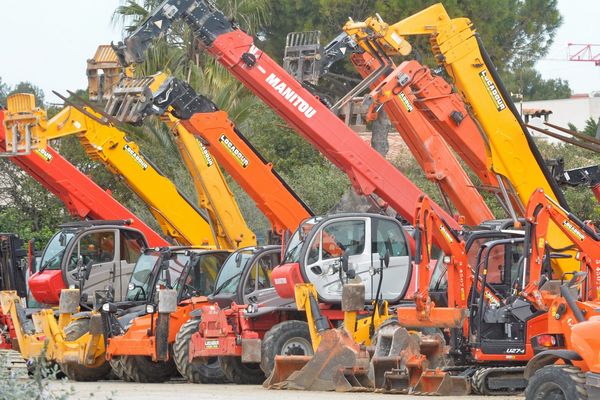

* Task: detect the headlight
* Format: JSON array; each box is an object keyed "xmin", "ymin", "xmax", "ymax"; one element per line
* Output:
[
  {"xmin": 146, "ymin": 304, "xmax": 155, "ymax": 314},
  {"xmin": 246, "ymin": 303, "xmax": 258, "ymax": 314},
  {"xmin": 443, "ymin": 256, "xmax": 451, "ymax": 264},
  {"xmin": 102, "ymin": 303, "xmax": 110, "ymax": 312},
  {"xmin": 128, "ymin": 283, "xmax": 135, "ymax": 291}
]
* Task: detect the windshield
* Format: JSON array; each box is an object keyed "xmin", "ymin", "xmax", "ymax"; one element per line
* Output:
[
  {"xmin": 213, "ymin": 250, "xmax": 254, "ymax": 295},
  {"xmin": 39, "ymin": 230, "xmax": 76, "ymax": 271},
  {"xmin": 177, "ymin": 252, "xmax": 228, "ymax": 300},
  {"xmin": 283, "ymin": 218, "xmax": 320, "ymax": 264},
  {"xmin": 153, "ymin": 253, "xmax": 191, "ymax": 301},
  {"xmin": 126, "ymin": 252, "xmax": 159, "ymax": 301}
]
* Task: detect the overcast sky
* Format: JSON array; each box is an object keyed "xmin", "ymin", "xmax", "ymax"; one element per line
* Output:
[{"xmin": 2, "ymin": 0, "xmax": 599, "ymax": 103}]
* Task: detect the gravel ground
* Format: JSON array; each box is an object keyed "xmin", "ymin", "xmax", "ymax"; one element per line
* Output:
[{"xmin": 48, "ymin": 381, "xmax": 524, "ymax": 400}]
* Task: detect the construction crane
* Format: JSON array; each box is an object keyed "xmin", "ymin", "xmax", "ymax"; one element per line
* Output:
[{"xmin": 568, "ymin": 43, "xmax": 600, "ymax": 66}]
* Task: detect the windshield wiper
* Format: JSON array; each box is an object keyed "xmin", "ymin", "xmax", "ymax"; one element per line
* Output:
[
  {"xmin": 39, "ymin": 250, "xmax": 65, "ymax": 272},
  {"xmin": 213, "ymin": 272, "xmax": 242, "ymax": 295}
]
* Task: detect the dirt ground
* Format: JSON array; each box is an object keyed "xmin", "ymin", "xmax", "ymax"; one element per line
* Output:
[{"xmin": 48, "ymin": 381, "xmax": 524, "ymax": 400}]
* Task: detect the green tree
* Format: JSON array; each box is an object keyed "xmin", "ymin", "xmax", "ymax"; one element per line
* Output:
[
  {"xmin": 583, "ymin": 117, "xmax": 599, "ymax": 138},
  {"xmin": 505, "ymin": 67, "xmax": 571, "ymax": 101}
]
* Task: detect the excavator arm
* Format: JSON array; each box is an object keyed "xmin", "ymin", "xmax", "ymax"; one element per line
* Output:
[
  {"xmin": 526, "ymin": 189, "xmax": 600, "ymax": 301},
  {"xmin": 354, "ymin": 52, "xmax": 494, "ymax": 225},
  {"xmin": 105, "ymin": 73, "xmax": 313, "ymax": 236},
  {"xmin": 114, "ymin": 0, "xmax": 460, "ymax": 234},
  {"xmin": 1, "ymin": 100, "xmax": 166, "ymax": 247}
]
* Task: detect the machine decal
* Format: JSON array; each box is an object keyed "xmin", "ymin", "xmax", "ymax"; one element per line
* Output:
[
  {"xmin": 439, "ymin": 224, "xmax": 454, "ymax": 244},
  {"xmin": 479, "ymin": 70, "xmax": 506, "ymax": 111},
  {"xmin": 562, "ymin": 220, "xmax": 585, "ymax": 241},
  {"xmin": 205, "ymin": 339, "xmax": 219, "ymax": 349},
  {"xmin": 123, "ymin": 144, "xmax": 148, "ymax": 170},
  {"xmin": 265, "ymin": 73, "xmax": 317, "ymax": 119},
  {"xmin": 397, "ymin": 92, "xmax": 414, "ymax": 112},
  {"xmin": 219, "ymin": 134, "xmax": 249, "ymax": 168},
  {"xmin": 34, "ymin": 148, "xmax": 53, "ymax": 162},
  {"xmin": 197, "ymin": 139, "xmax": 214, "ymax": 167}
]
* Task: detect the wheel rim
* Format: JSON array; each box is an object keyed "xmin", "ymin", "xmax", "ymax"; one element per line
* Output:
[
  {"xmin": 537, "ymin": 382, "xmax": 567, "ymax": 400},
  {"xmin": 281, "ymin": 337, "xmax": 313, "ymax": 357}
]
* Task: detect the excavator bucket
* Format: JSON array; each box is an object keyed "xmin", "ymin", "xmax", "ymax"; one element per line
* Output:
[
  {"xmin": 264, "ymin": 328, "xmax": 372, "ymax": 392},
  {"xmin": 369, "ymin": 322, "xmax": 470, "ymax": 396}
]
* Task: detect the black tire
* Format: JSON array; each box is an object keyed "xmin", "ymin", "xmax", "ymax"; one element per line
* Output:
[
  {"xmin": 109, "ymin": 356, "xmax": 134, "ymax": 382},
  {"xmin": 260, "ymin": 320, "xmax": 313, "ymax": 377},
  {"xmin": 219, "ymin": 356, "xmax": 265, "ymax": 384},
  {"xmin": 120, "ymin": 354, "xmax": 176, "ymax": 383},
  {"xmin": 174, "ymin": 317, "xmax": 227, "ymax": 383},
  {"xmin": 58, "ymin": 319, "xmax": 111, "ymax": 381},
  {"xmin": 525, "ymin": 365, "xmax": 587, "ymax": 400}
]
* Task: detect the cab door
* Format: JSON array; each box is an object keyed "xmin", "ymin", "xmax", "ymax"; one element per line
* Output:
[
  {"xmin": 303, "ymin": 217, "xmax": 370, "ymax": 303},
  {"xmin": 303, "ymin": 216, "xmax": 411, "ymax": 304},
  {"xmin": 239, "ymin": 249, "xmax": 283, "ymax": 308},
  {"xmin": 116, "ymin": 229, "xmax": 147, "ymax": 301},
  {"xmin": 65, "ymin": 229, "xmax": 119, "ymax": 304}
]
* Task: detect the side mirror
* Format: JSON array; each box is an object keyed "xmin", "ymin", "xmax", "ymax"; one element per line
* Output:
[
  {"xmin": 59, "ymin": 232, "xmax": 66, "ymax": 246},
  {"xmin": 83, "ymin": 259, "xmax": 93, "ymax": 281},
  {"xmin": 383, "ymin": 250, "xmax": 390, "ymax": 268},
  {"xmin": 341, "ymin": 252, "xmax": 349, "ymax": 273}
]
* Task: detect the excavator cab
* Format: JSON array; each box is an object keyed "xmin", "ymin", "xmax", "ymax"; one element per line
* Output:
[{"xmin": 29, "ymin": 221, "xmax": 148, "ymax": 306}]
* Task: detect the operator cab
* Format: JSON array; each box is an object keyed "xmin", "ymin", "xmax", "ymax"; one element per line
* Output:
[
  {"xmin": 107, "ymin": 247, "xmax": 230, "ymax": 333},
  {"xmin": 209, "ymin": 245, "xmax": 283, "ymax": 309},
  {"xmin": 29, "ymin": 221, "xmax": 148, "ymax": 305},
  {"xmin": 126, "ymin": 247, "xmax": 229, "ymax": 305},
  {"xmin": 276, "ymin": 213, "xmax": 412, "ymax": 304},
  {"xmin": 429, "ymin": 223, "xmax": 526, "ymax": 307}
]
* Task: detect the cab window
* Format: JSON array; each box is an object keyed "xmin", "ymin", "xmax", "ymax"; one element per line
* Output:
[
  {"xmin": 181, "ymin": 252, "xmax": 228, "ymax": 299},
  {"xmin": 120, "ymin": 230, "xmax": 146, "ymax": 264},
  {"xmin": 321, "ymin": 220, "xmax": 365, "ymax": 260},
  {"xmin": 245, "ymin": 252, "xmax": 280, "ymax": 294},
  {"xmin": 68, "ymin": 231, "xmax": 115, "ymax": 271},
  {"xmin": 372, "ymin": 218, "xmax": 408, "ymax": 257}
]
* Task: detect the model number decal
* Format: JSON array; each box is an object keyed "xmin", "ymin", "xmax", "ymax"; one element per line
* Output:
[
  {"xmin": 123, "ymin": 144, "xmax": 148, "ymax": 170},
  {"xmin": 505, "ymin": 348, "xmax": 525, "ymax": 354},
  {"xmin": 204, "ymin": 339, "xmax": 219, "ymax": 349},
  {"xmin": 219, "ymin": 134, "xmax": 249, "ymax": 168},
  {"xmin": 479, "ymin": 70, "xmax": 506, "ymax": 111}
]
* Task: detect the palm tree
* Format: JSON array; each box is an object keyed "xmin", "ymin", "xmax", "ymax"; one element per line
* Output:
[{"xmin": 112, "ymin": 0, "xmax": 270, "ymax": 123}]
